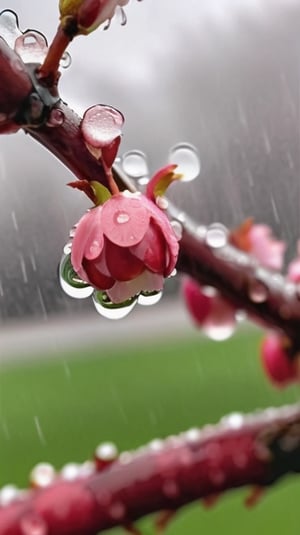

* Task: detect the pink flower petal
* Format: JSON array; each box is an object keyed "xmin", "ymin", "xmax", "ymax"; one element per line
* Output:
[
  {"xmin": 82, "ymin": 257, "xmax": 115, "ymax": 290},
  {"xmin": 105, "ymin": 239, "xmax": 144, "ymax": 281},
  {"xmin": 71, "ymin": 208, "xmax": 104, "ymax": 271},
  {"xmin": 107, "ymin": 271, "xmax": 163, "ymax": 303},
  {"xmin": 131, "ymin": 222, "xmax": 166, "ymax": 273},
  {"xmin": 101, "ymin": 193, "xmax": 149, "ymax": 247},
  {"xmin": 287, "ymin": 241, "xmax": 300, "ymax": 283},
  {"xmin": 81, "ymin": 105, "xmax": 124, "ymax": 148}
]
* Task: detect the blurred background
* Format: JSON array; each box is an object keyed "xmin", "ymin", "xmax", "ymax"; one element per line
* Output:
[{"xmin": 0, "ymin": 1, "xmax": 300, "ymax": 533}]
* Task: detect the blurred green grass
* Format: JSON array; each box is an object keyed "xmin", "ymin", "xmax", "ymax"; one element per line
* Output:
[{"xmin": 0, "ymin": 328, "xmax": 299, "ymax": 534}]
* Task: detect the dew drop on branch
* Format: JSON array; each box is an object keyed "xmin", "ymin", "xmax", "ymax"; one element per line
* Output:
[
  {"xmin": 121, "ymin": 150, "xmax": 149, "ymax": 185},
  {"xmin": 168, "ymin": 143, "xmax": 200, "ymax": 182}
]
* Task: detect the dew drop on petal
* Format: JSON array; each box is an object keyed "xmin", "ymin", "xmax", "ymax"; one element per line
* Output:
[
  {"xmin": 30, "ymin": 463, "xmax": 56, "ymax": 488},
  {"xmin": 206, "ymin": 223, "xmax": 228, "ymax": 248},
  {"xmin": 115, "ymin": 211, "xmax": 130, "ymax": 224},
  {"xmin": 59, "ymin": 253, "xmax": 94, "ymax": 299},
  {"xmin": 168, "ymin": 142, "xmax": 200, "ymax": 182},
  {"xmin": 248, "ymin": 280, "xmax": 268, "ymax": 303},
  {"xmin": 20, "ymin": 513, "xmax": 48, "ymax": 535},
  {"xmin": 93, "ymin": 291, "xmax": 137, "ymax": 319},
  {"xmin": 138, "ymin": 290, "xmax": 162, "ymax": 306},
  {"xmin": 171, "ymin": 220, "xmax": 183, "ymax": 240},
  {"xmin": 121, "ymin": 150, "xmax": 149, "ymax": 181}
]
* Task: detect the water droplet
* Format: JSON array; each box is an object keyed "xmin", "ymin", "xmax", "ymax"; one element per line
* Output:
[
  {"xmin": 116, "ymin": 211, "xmax": 130, "ymax": 224},
  {"xmin": 235, "ymin": 310, "xmax": 247, "ymax": 322},
  {"xmin": 156, "ymin": 196, "xmax": 168, "ymax": 210},
  {"xmin": 248, "ymin": 280, "xmax": 268, "ymax": 303},
  {"xmin": 60, "ymin": 51, "xmax": 71, "ymax": 69},
  {"xmin": 221, "ymin": 412, "xmax": 244, "ymax": 429},
  {"xmin": 30, "ymin": 463, "xmax": 55, "ymax": 488},
  {"xmin": 59, "ymin": 253, "xmax": 94, "ymax": 299},
  {"xmin": 46, "ymin": 108, "xmax": 64, "ymax": 127},
  {"xmin": 138, "ymin": 290, "xmax": 162, "ymax": 306},
  {"xmin": 14, "ymin": 31, "xmax": 48, "ymax": 64},
  {"xmin": 168, "ymin": 143, "xmax": 200, "ymax": 182},
  {"xmin": 20, "ymin": 513, "xmax": 48, "ymax": 535},
  {"xmin": 202, "ymin": 322, "xmax": 235, "ymax": 341},
  {"xmin": 0, "ymin": 484, "xmax": 19, "ymax": 506},
  {"xmin": 61, "ymin": 463, "xmax": 81, "ymax": 480},
  {"xmin": 121, "ymin": 150, "xmax": 149, "ymax": 180},
  {"xmin": 95, "ymin": 442, "xmax": 118, "ymax": 462},
  {"xmin": 93, "ymin": 291, "xmax": 137, "ymax": 319},
  {"xmin": 206, "ymin": 223, "xmax": 228, "ymax": 248},
  {"xmin": 171, "ymin": 220, "xmax": 183, "ymax": 240},
  {"xmin": 0, "ymin": 10, "xmax": 22, "ymax": 48}
]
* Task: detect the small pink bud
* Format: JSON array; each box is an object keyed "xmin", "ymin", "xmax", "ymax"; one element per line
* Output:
[{"xmin": 261, "ymin": 333, "xmax": 298, "ymax": 388}]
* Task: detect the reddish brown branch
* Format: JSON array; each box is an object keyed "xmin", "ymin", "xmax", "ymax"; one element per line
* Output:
[{"xmin": 1, "ymin": 404, "xmax": 300, "ymax": 535}]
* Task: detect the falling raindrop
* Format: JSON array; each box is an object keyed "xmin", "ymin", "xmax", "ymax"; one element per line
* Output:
[
  {"xmin": 138, "ymin": 290, "xmax": 162, "ymax": 306},
  {"xmin": 168, "ymin": 143, "xmax": 200, "ymax": 182},
  {"xmin": 93, "ymin": 291, "xmax": 137, "ymax": 319},
  {"xmin": 121, "ymin": 150, "xmax": 149, "ymax": 184},
  {"xmin": 59, "ymin": 253, "xmax": 94, "ymax": 299},
  {"xmin": 20, "ymin": 513, "xmax": 48, "ymax": 535},
  {"xmin": 206, "ymin": 223, "xmax": 228, "ymax": 248},
  {"xmin": 248, "ymin": 280, "xmax": 268, "ymax": 303}
]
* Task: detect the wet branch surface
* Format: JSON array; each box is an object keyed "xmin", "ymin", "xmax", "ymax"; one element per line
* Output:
[
  {"xmin": 1, "ymin": 33, "xmax": 300, "ymax": 534},
  {"xmin": 1, "ymin": 404, "xmax": 300, "ymax": 535}
]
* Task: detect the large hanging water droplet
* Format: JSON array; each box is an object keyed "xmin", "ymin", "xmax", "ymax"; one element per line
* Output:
[
  {"xmin": 14, "ymin": 31, "xmax": 48, "ymax": 64},
  {"xmin": 93, "ymin": 291, "xmax": 137, "ymax": 319},
  {"xmin": 138, "ymin": 290, "xmax": 162, "ymax": 306},
  {"xmin": 0, "ymin": 10, "xmax": 22, "ymax": 48},
  {"xmin": 202, "ymin": 321, "xmax": 236, "ymax": 341},
  {"xmin": 121, "ymin": 150, "xmax": 149, "ymax": 185},
  {"xmin": 168, "ymin": 143, "xmax": 200, "ymax": 182},
  {"xmin": 59, "ymin": 253, "xmax": 94, "ymax": 299},
  {"xmin": 206, "ymin": 223, "xmax": 228, "ymax": 248}
]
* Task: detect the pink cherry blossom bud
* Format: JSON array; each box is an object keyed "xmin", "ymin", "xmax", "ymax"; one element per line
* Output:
[
  {"xmin": 71, "ymin": 191, "xmax": 180, "ymax": 303},
  {"xmin": 59, "ymin": 0, "xmax": 130, "ymax": 34},
  {"xmin": 261, "ymin": 333, "xmax": 299, "ymax": 388}
]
